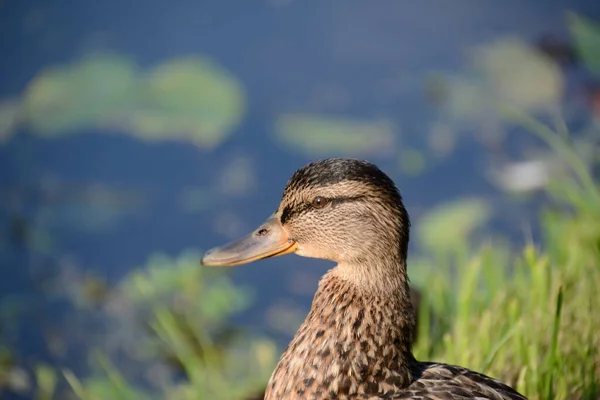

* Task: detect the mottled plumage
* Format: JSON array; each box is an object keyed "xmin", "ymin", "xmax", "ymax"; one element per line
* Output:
[{"xmin": 202, "ymin": 158, "xmax": 527, "ymax": 400}]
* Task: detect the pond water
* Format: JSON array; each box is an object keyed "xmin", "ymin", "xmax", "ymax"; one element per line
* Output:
[{"xmin": 1, "ymin": 1, "xmax": 599, "ymax": 398}]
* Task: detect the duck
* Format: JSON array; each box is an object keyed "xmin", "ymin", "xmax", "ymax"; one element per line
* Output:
[{"xmin": 202, "ymin": 158, "xmax": 527, "ymax": 400}]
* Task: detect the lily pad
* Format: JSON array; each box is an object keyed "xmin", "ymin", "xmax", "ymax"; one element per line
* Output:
[
  {"xmin": 568, "ymin": 12, "xmax": 600, "ymax": 76},
  {"xmin": 397, "ymin": 147, "xmax": 426, "ymax": 176},
  {"xmin": 131, "ymin": 57, "xmax": 246, "ymax": 148},
  {"xmin": 23, "ymin": 53, "xmax": 140, "ymax": 136},
  {"xmin": 13, "ymin": 53, "xmax": 245, "ymax": 148},
  {"xmin": 473, "ymin": 38, "xmax": 563, "ymax": 111},
  {"xmin": 274, "ymin": 113, "xmax": 396, "ymax": 156},
  {"xmin": 433, "ymin": 38, "xmax": 563, "ymax": 122},
  {"xmin": 417, "ymin": 198, "xmax": 492, "ymax": 254},
  {"xmin": 430, "ymin": 74, "xmax": 491, "ymax": 120}
]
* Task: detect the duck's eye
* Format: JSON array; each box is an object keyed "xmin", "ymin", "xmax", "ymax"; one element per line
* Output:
[{"xmin": 311, "ymin": 196, "xmax": 329, "ymax": 209}]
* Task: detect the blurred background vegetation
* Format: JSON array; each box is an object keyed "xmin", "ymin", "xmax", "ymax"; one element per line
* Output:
[{"xmin": 1, "ymin": 2, "xmax": 599, "ymax": 399}]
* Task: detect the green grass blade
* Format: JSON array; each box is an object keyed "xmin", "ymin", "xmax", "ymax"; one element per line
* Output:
[{"xmin": 546, "ymin": 286, "xmax": 564, "ymax": 400}]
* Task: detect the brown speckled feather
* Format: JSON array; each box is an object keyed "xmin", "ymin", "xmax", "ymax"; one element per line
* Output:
[
  {"xmin": 394, "ymin": 363, "xmax": 527, "ymax": 399},
  {"xmin": 265, "ymin": 273, "xmax": 415, "ymax": 399},
  {"xmin": 264, "ymin": 274, "xmax": 526, "ymax": 400}
]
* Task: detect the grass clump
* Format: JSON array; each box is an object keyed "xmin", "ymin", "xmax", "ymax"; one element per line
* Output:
[
  {"xmin": 412, "ymin": 110, "xmax": 600, "ymax": 400},
  {"xmin": 62, "ymin": 252, "xmax": 277, "ymax": 400}
]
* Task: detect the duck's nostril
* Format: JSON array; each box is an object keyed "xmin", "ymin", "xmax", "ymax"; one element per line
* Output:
[
  {"xmin": 257, "ymin": 228, "xmax": 269, "ymax": 236},
  {"xmin": 201, "ymin": 249, "xmax": 215, "ymax": 265}
]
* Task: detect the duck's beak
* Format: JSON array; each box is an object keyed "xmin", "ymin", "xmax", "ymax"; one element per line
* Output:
[{"xmin": 201, "ymin": 216, "xmax": 298, "ymax": 267}]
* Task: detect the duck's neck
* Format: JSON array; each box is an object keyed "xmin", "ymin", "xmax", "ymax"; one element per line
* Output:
[{"xmin": 265, "ymin": 258, "xmax": 417, "ymax": 399}]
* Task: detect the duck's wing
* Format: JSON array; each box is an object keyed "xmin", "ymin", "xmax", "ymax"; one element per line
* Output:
[{"xmin": 390, "ymin": 363, "xmax": 527, "ymax": 400}]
